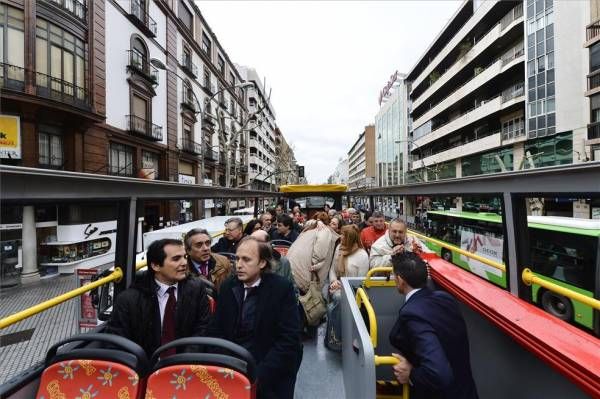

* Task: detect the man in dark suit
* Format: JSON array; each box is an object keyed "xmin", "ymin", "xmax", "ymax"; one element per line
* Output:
[
  {"xmin": 209, "ymin": 236, "xmax": 302, "ymax": 399},
  {"xmin": 211, "ymin": 217, "xmax": 244, "ymax": 254},
  {"xmin": 106, "ymin": 238, "xmax": 211, "ymax": 358},
  {"xmin": 389, "ymin": 252, "xmax": 478, "ymax": 399}
]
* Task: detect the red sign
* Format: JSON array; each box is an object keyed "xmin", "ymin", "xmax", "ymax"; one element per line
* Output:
[
  {"xmin": 77, "ymin": 268, "xmax": 98, "ymax": 329},
  {"xmin": 379, "ymin": 70, "xmax": 399, "ymax": 105}
]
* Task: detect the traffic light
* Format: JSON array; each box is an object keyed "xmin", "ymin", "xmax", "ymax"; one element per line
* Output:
[{"xmin": 298, "ymin": 166, "xmax": 305, "ymax": 178}]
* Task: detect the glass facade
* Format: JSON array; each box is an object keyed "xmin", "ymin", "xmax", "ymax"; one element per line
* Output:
[
  {"xmin": 462, "ymin": 147, "xmax": 513, "ymax": 177},
  {"xmin": 523, "ymin": 131, "xmax": 572, "ymax": 168},
  {"xmin": 526, "ymin": 0, "xmax": 555, "ymax": 138},
  {"xmin": 375, "ymin": 83, "xmax": 406, "ymax": 186}
]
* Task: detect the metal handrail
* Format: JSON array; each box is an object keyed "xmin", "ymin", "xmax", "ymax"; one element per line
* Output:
[
  {"xmin": 0, "ymin": 267, "xmax": 124, "ymax": 329},
  {"xmin": 522, "ymin": 269, "xmax": 600, "ymax": 311},
  {"xmin": 408, "ymin": 229, "xmax": 506, "ymax": 272},
  {"xmin": 355, "ymin": 287, "xmax": 378, "ymax": 348}
]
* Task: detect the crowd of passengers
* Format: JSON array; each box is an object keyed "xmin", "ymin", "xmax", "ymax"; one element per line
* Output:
[{"xmin": 106, "ymin": 203, "xmax": 479, "ymax": 399}]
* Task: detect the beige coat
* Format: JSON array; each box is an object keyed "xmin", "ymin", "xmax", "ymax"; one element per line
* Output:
[{"xmin": 288, "ymin": 222, "xmax": 340, "ymax": 293}]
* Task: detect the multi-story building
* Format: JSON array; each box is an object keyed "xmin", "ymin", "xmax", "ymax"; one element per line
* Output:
[
  {"xmin": 584, "ymin": 0, "xmax": 600, "ymax": 162},
  {"xmin": 327, "ymin": 157, "xmax": 349, "ymax": 185},
  {"xmin": 274, "ymin": 129, "xmax": 300, "ymax": 186},
  {"xmin": 406, "ymin": 0, "xmax": 589, "ymax": 185},
  {"xmin": 347, "ymin": 125, "xmax": 376, "ymax": 189},
  {"xmin": 237, "ymin": 65, "xmax": 277, "ymax": 191}
]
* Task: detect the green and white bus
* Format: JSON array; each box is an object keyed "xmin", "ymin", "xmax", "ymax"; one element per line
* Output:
[{"xmin": 422, "ymin": 210, "xmax": 600, "ymax": 332}]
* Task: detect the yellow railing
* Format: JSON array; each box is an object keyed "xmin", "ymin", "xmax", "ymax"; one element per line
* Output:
[
  {"xmin": 363, "ymin": 266, "xmax": 395, "ymax": 288},
  {"xmin": 408, "ymin": 229, "xmax": 505, "ymax": 272},
  {"xmin": 0, "ymin": 267, "xmax": 124, "ymax": 329},
  {"xmin": 356, "ymin": 287, "xmax": 378, "ymax": 348},
  {"xmin": 522, "ymin": 268, "xmax": 600, "ymax": 311}
]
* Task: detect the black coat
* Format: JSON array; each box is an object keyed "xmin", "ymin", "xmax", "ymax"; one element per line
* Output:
[
  {"xmin": 209, "ymin": 272, "xmax": 303, "ymax": 399},
  {"xmin": 105, "ymin": 271, "xmax": 211, "ymax": 358},
  {"xmin": 389, "ymin": 287, "xmax": 478, "ymax": 399},
  {"xmin": 211, "ymin": 236, "xmax": 241, "ymax": 254}
]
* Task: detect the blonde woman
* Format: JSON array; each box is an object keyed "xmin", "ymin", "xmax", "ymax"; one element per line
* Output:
[{"xmin": 325, "ymin": 224, "xmax": 369, "ymax": 351}]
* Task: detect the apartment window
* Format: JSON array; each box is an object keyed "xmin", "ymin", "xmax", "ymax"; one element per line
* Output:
[
  {"xmin": 201, "ymin": 32, "xmax": 211, "ymax": 55},
  {"xmin": 141, "ymin": 150, "xmax": 159, "ymax": 179},
  {"xmin": 502, "ymin": 116, "xmax": 525, "ymax": 140},
  {"xmin": 109, "ymin": 143, "xmax": 134, "ymax": 176},
  {"xmin": 217, "ymin": 55, "xmax": 225, "ymax": 75},
  {"xmin": 203, "ymin": 68, "xmax": 210, "ymax": 89},
  {"xmin": 38, "ymin": 125, "xmax": 63, "ymax": 168},
  {"xmin": 0, "ymin": 5, "xmax": 25, "ymax": 70},
  {"xmin": 183, "ymin": 120, "xmax": 193, "ymax": 141},
  {"xmin": 591, "ymin": 95, "xmax": 600, "ymax": 122},
  {"xmin": 178, "ymin": 0, "xmax": 193, "ymax": 32},
  {"xmin": 183, "ymin": 46, "xmax": 191, "ymax": 66},
  {"xmin": 229, "ymin": 72, "xmax": 235, "ymax": 87},
  {"xmin": 35, "ymin": 18, "xmax": 86, "ymax": 98},
  {"xmin": 230, "ymin": 98, "xmax": 235, "ymax": 115},
  {"xmin": 537, "ymin": 56, "xmax": 545, "ymax": 73},
  {"xmin": 132, "ymin": 93, "xmax": 149, "ymax": 120}
]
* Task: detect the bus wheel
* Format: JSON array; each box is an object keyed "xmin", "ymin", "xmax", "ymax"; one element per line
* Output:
[
  {"xmin": 441, "ymin": 249, "xmax": 452, "ymax": 262},
  {"xmin": 541, "ymin": 290, "xmax": 573, "ymax": 321}
]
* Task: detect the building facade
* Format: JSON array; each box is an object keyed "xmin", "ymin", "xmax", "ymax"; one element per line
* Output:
[
  {"xmin": 237, "ymin": 65, "xmax": 278, "ymax": 191},
  {"xmin": 327, "ymin": 157, "xmax": 349, "ymax": 185},
  {"xmin": 347, "ymin": 125, "xmax": 376, "ymax": 189},
  {"xmin": 406, "ymin": 0, "xmax": 590, "ymax": 184},
  {"xmin": 584, "ymin": 0, "xmax": 600, "ymax": 162}
]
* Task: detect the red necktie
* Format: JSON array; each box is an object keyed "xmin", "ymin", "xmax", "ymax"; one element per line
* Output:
[{"xmin": 161, "ymin": 286, "xmax": 176, "ymax": 357}]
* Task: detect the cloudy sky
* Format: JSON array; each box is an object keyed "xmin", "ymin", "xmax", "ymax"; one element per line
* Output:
[{"xmin": 197, "ymin": 1, "xmax": 461, "ymax": 183}]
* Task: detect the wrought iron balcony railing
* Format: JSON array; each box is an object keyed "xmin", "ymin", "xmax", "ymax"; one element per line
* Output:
[
  {"xmin": 182, "ymin": 138, "xmax": 202, "ymax": 155},
  {"xmin": 0, "ymin": 63, "xmax": 25, "ymax": 92},
  {"xmin": 181, "ymin": 89, "xmax": 197, "ymax": 112},
  {"xmin": 36, "ymin": 72, "xmax": 89, "ymax": 109},
  {"xmin": 204, "ymin": 145, "xmax": 219, "ymax": 161},
  {"xmin": 126, "ymin": 115, "xmax": 163, "ymax": 141},
  {"xmin": 181, "ymin": 56, "xmax": 198, "ymax": 78},
  {"xmin": 587, "ymin": 20, "xmax": 600, "ymax": 42},
  {"xmin": 127, "ymin": 50, "xmax": 158, "ymax": 84},
  {"xmin": 129, "ymin": 0, "xmax": 157, "ymax": 38},
  {"xmin": 47, "ymin": 0, "xmax": 86, "ymax": 22}
]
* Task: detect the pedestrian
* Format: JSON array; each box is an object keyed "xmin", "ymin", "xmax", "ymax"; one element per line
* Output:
[
  {"xmin": 389, "ymin": 251, "xmax": 479, "ymax": 399},
  {"xmin": 209, "ymin": 236, "xmax": 302, "ymax": 399},
  {"xmin": 106, "ymin": 239, "xmax": 210, "ymax": 358}
]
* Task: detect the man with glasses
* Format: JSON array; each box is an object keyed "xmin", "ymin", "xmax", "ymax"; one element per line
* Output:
[
  {"xmin": 211, "ymin": 217, "xmax": 245, "ymax": 254},
  {"xmin": 184, "ymin": 228, "xmax": 231, "ymax": 294}
]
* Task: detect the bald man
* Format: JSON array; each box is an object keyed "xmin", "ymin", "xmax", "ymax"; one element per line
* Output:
[{"xmin": 251, "ymin": 230, "xmax": 294, "ymax": 284}]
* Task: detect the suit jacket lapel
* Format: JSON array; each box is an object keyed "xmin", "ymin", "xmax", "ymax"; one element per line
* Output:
[{"xmin": 254, "ymin": 276, "xmax": 270, "ymax": 331}]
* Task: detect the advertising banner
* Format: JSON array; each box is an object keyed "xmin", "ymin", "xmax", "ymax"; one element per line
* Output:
[
  {"xmin": 0, "ymin": 115, "xmax": 21, "ymax": 159},
  {"xmin": 459, "ymin": 231, "xmax": 504, "ymax": 278},
  {"xmin": 76, "ymin": 268, "xmax": 98, "ymax": 329}
]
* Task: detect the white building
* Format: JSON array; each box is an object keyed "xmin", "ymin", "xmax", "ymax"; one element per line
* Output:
[{"xmin": 328, "ymin": 158, "xmax": 349, "ymax": 185}]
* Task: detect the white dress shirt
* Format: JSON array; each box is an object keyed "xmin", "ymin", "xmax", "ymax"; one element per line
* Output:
[
  {"xmin": 243, "ymin": 278, "xmax": 261, "ymax": 300},
  {"xmin": 155, "ymin": 279, "xmax": 178, "ymax": 328},
  {"xmin": 404, "ymin": 287, "xmax": 421, "ymax": 304}
]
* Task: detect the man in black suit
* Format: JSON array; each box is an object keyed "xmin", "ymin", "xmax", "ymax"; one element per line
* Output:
[
  {"xmin": 106, "ymin": 238, "xmax": 211, "ymax": 358},
  {"xmin": 389, "ymin": 252, "xmax": 478, "ymax": 399},
  {"xmin": 211, "ymin": 217, "xmax": 244, "ymax": 254},
  {"xmin": 209, "ymin": 236, "xmax": 302, "ymax": 399}
]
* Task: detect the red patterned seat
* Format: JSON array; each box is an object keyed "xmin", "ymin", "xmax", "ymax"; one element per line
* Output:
[
  {"xmin": 36, "ymin": 333, "xmax": 149, "ymax": 399},
  {"xmin": 271, "ymin": 240, "xmax": 292, "ymax": 257},
  {"xmin": 146, "ymin": 337, "xmax": 257, "ymax": 399}
]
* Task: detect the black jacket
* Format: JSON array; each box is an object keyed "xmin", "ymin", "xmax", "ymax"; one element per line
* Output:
[
  {"xmin": 105, "ymin": 271, "xmax": 211, "ymax": 358},
  {"xmin": 211, "ymin": 236, "xmax": 241, "ymax": 254},
  {"xmin": 209, "ymin": 272, "xmax": 302, "ymax": 399},
  {"xmin": 389, "ymin": 288, "xmax": 478, "ymax": 399},
  {"xmin": 270, "ymin": 229, "xmax": 299, "ymax": 244}
]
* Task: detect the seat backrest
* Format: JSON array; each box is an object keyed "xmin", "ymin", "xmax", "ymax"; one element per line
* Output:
[
  {"xmin": 36, "ymin": 333, "xmax": 149, "ymax": 399},
  {"xmin": 147, "ymin": 337, "xmax": 257, "ymax": 399},
  {"xmin": 271, "ymin": 240, "xmax": 292, "ymax": 257}
]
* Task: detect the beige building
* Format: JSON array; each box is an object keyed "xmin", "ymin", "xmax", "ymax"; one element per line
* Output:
[{"xmin": 347, "ymin": 125, "xmax": 376, "ymax": 189}]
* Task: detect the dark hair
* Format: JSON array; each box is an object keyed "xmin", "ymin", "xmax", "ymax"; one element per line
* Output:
[
  {"xmin": 243, "ymin": 219, "xmax": 262, "ymax": 236},
  {"xmin": 239, "ymin": 236, "xmax": 272, "ymax": 271},
  {"xmin": 276, "ymin": 213, "xmax": 293, "ymax": 229},
  {"xmin": 147, "ymin": 238, "xmax": 184, "ymax": 272},
  {"xmin": 225, "ymin": 217, "xmax": 243, "ymax": 230},
  {"xmin": 371, "ymin": 211, "xmax": 384, "ymax": 219},
  {"xmin": 183, "ymin": 228, "xmax": 210, "ymax": 251},
  {"xmin": 363, "ymin": 210, "xmax": 373, "ymax": 219},
  {"xmin": 391, "ymin": 251, "xmax": 428, "ymax": 288}
]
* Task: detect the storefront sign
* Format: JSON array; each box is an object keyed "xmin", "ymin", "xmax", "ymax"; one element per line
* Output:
[
  {"xmin": 378, "ymin": 70, "xmax": 399, "ymax": 105},
  {"xmin": 0, "ymin": 115, "xmax": 21, "ymax": 159},
  {"xmin": 178, "ymin": 174, "xmax": 196, "ymax": 185},
  {"xmin": 204, "ymin": 179, "xmax": 214, "ymax": 208},
  {"xmin": 77, "ymin": 269, "xmax": 98, "ymax": 329}
]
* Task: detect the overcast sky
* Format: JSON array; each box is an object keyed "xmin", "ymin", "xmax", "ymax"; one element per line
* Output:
[{"xmin": 197, "ymin": 1, "xmax": 461, "ymax": 183}]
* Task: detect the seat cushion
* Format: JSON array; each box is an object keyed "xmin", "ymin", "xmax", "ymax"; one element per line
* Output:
[
  {"xmin": 145, "ymin": 364, "xmax": 253, "ymax": 399},
  {"xmin": 36, "ymin": 359, "xmax": 142, "ymax": 399}
]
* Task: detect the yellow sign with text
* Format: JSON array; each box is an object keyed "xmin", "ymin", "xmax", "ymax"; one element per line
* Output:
[{"xmin": 0, "ymin": 115, "xmax": 21, "ymax": 159}]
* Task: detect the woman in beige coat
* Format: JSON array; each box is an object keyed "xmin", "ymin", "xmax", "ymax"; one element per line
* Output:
[{"xmin": 288, "ymin": 212, "xmax": 340, "ymax": 294}]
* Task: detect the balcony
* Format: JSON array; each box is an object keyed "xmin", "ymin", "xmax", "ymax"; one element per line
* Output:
[
  {"xmin": 128, "ymin": 0, "xmax": 157, "ymax": 38},
  {"xmin": 46, "ymin": 0, "xmax": 86, "ymax": 22},
  {"xmin": 204, "ymin": 145, "xmax": 219, "ymax": 162},
  {"xmin": 181, "ymin": 89, "xmax": 197, "ymax": 113},
  {"xmin": 127, "ymin": 51, "xmax": 158, "ymax": 85},
  {"xmin": 181, "ymin": 137, "xmax": 202, "ymax": 155},
  {"xmin": 0, "ymin": 63, "xmax": 25, "ymax": 92},
  {"xmin": 181, "ymin": 56, "xmax": 198, "ymax": 78},
  {"xmin": 125, "ymin": 115, "xmax": 163, "ymax": 141},
  {"xmin": 204, "ymin": 81, "xmax": 215, "ymax": 94},
  {"xmin": 588, "ymin": 121, "xmax": 600, "ymax": 140},
  {"xmin": 587, "ymin": 69, "xmax": 600, "ymax": 94},
  {"xmin": 36, "ymin": 72, "xmax": 89, "ymax": 109},
  {"xmin": 419, "ymin": 132, "xmax": 502, "ymax": 167},
  {"xmin": 586, "ymin": 20, "xmax": 600, "ymax": 46}
]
